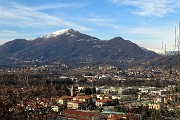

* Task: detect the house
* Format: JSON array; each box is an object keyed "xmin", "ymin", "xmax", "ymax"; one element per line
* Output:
[
  {"xmin": 51, "ymin": 105, "xmax": 59, "ymax": 112},
  {"xmin": 67, "ymin": 100, "xmax": 86, "ymax": 110},
  {"xmin": 96, "ymin": 94, "xmax": 105, "ymax": 100},
  {"xmin": 96, "ymin": 98, "xmax": 112, "ymax": 107},
  {"xmin": 57, "ymin": 96, "xmax": 73, "ymax": 105},
  {"xmin": 148, "ymin": 103, "xmax": 161, "ymax": 110},
  {"xmin": 73, "ymin": 95, "xmax": 92, "ymax": 104},
  {"xmin": 111, "ymin": 95, "xmax": 122, "ymax": 105},
  {"xmin": 61, "ymin": 109, "xmax": 106, "ymax": 120},
  {"xmin": 107, "ymin": 114, "xmax": 140, "ymax": 120},
  {"xmin": 124, "ymin": 102, "xmax": 142, "ymax": 111},
  {"xmin": 163, "ymin": 95, "xmax": 177, "ymax": 104},
  {"xmin": 153, "ymin": 96, "xmax": 162, "ymax": 103}
]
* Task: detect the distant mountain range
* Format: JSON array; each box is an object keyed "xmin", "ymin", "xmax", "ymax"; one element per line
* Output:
[{"xmin": 0, "ymin": 29, "xmax": 159, "ymax": 67}]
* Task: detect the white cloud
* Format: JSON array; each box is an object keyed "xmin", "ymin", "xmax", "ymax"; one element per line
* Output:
[
  {"xmin": 126, "ymin": 26, "xmax": 175, "ymax": 52},
  {"xmin": 0, "ymin": 2, "xmax": 90, "ymax": 31},
  {"xmin": 81, "ymin": 13, "xmax": 175, "ymax": 51},
  {"xmin": 0, "ymin": 30, "xmax": 22, "ymax": 37},
  {"xmin": 0, "ymin": 2, "xmax": 92, "ymax": 44},
  {"xmin": 0, "ymin": 30, "xmax": 26, "ymax": 44},
  {"xmin": 0, "ymin": 39, "xmax": 10, "ymax": 45},
  {"xmin": 109, "ymin": 0, "xmax": 180, "ymax": 17},
  {"xmin": 32, "ymin": 3, "xmax": 86, "ymax": 10},
  {"xmin": 0, "ymin": 29, "xmax": 43, "ymax": 44},
  {"xmin": 85, "ymin": 14, "xmax": 125, "ymax": 30}
]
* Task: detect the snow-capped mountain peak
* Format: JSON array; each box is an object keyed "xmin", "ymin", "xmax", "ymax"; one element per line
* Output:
[
  {"xmin": 43, "ymin": 29, "xmax": 75, "ymax": 38},
  {"xmin": 51, "ymin": 29, "xmax": 69, "ymax": 36}
]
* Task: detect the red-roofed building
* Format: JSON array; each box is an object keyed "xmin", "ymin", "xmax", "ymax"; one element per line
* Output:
[
  {"xmin": 96, "ymin": 98, "xmax": 112, "ymax": 107},
  {"xmin": 107, "ymin": 114, "xmax": 140, "ymax": 120},
  {"xmin": 67, "ymin": 100, "xmax": 86, "ymax": 110},
  {"xmin": 57, "ymin": 96, "xmax": 73, "ymax": 105},
  {"xmin": 61, "ymin": 109, "xmax": 106, "ymax": 120},
  {"xmin": 73, "ymin": 95, "xmax": 92, "ymax": 104}
]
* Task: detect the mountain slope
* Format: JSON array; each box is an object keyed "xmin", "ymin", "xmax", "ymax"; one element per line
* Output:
[{"xmin": 0, "ymin": 29, "xmax": 159, "ymax": 67}]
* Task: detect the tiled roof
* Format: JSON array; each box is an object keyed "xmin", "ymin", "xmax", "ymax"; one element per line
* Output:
[
  {"xmin": 107, "ymin": 113, "xmax": 139, "ymax": 120},
  {"xmin": 74, "ymin": 95, "xmax": 92, "ymax": 100},
  {"xmin": 96, "ymin": 98, "xmax": 112, "ymax": 103},
  {"xmin": 68, "ymin": 100, "xmax": 85, "ymax": 104},
  {"xmin": 62, "ymin": 109, "xmax": 102, "ymax": 119},
  {"xmin": 60, "ymin": 96, "xmax": 73, "ymax": 99}
]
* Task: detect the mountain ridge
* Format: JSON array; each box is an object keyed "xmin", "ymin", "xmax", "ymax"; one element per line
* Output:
[{"xmin": 0, "ymin": 29, "xmax": 160, "ymax": 67}]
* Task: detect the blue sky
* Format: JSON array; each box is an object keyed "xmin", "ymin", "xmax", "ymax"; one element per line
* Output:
[{"xmin": 0, "ymin": 0, "xmax": 180, "ymax": 52}]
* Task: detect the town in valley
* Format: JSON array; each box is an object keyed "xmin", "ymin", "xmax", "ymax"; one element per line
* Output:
[{"xmin": 1, "ymin": 61, "xmax": 180, "ymax": 120}]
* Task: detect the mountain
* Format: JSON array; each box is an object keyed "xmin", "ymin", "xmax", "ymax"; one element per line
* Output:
[
  {"xmin": 143, "ymin": 53, "xmax": 180, "ymax": 69},
  {"xmin": 0, "ymin": 29, "xmax": 159, "ymax": 67}
]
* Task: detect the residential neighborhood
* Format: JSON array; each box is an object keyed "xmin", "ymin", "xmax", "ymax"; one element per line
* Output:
[{"xmin": 1, "ymin": 64, "xmax": 180, "ymax": 119}]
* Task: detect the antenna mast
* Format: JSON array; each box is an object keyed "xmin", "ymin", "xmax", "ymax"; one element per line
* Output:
[
  {"xmin": 161, "ymin": 41, "xmax": 164, "ymax": 54},
  {"xmin": 165, "ymin": 44, "xmax": 166, "ymax": 54},
  {"xmin": 178, "ymin": 21, "xmax": 180, "ymax": 54},
  {"xmin": 174, "ymin": 26, "xmax": 177, "ymax": 51}
]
